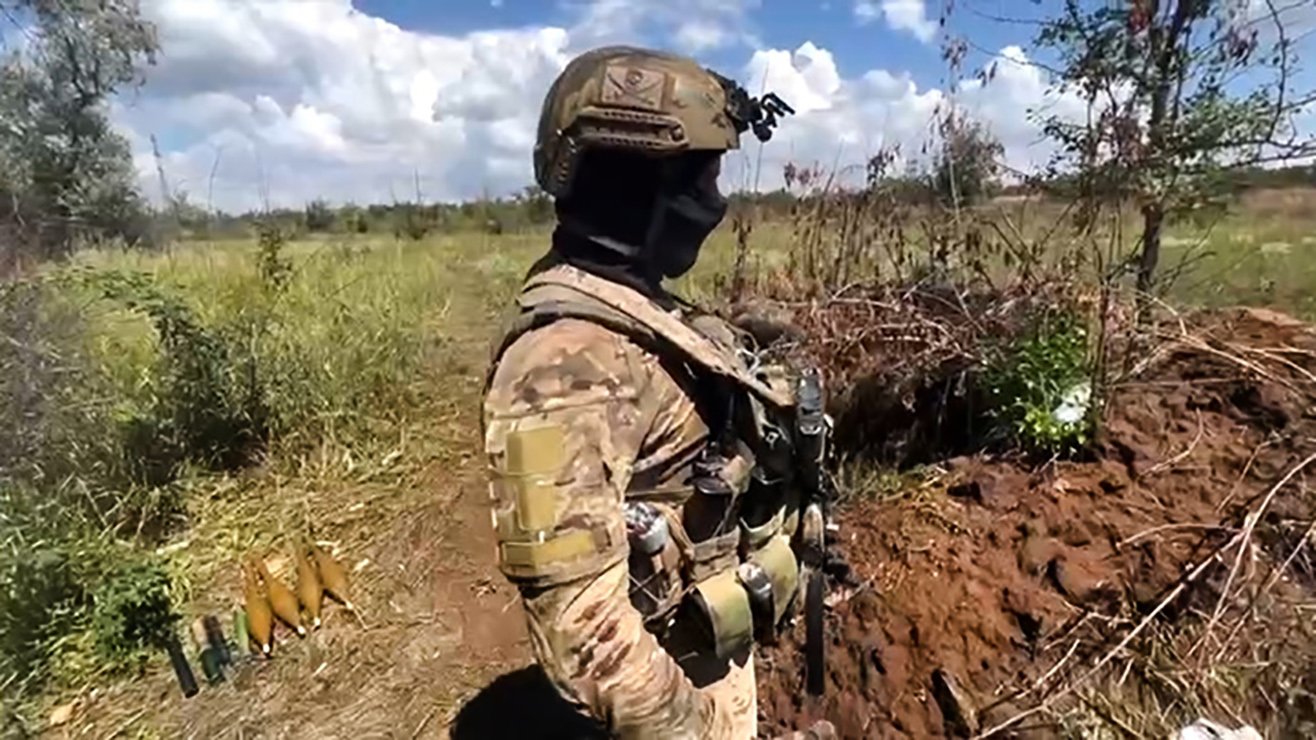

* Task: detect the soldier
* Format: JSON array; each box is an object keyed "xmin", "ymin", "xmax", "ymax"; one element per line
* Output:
[{"xmin": 482, "ymin": 45, "xmax": 837, "ymax": 740}]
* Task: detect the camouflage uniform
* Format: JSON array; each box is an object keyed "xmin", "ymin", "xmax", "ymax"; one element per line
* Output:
[{"xmin": 481, "ymin": 45, "xmax": 833, "ymax": 740}]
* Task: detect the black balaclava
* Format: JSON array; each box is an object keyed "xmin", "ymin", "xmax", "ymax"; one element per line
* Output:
[{"xmin": 529, "ymin": 148, "xmax": 727, "ymax": 304}]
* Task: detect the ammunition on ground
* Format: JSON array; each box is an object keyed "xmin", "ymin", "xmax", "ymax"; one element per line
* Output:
[
  {"xmin": 164, "ymin": 632, "xmax": 200, "ymax": 698},
  {"xmin": 203, "ymin": 614, "xmax": 232, "ymax": 668},
  {"xmin": 295, "ymin": 540, "xmax": 324, "ymax": 629},
  {"xmin": 310, "ymin": 541, "xmax": 356, "ymax": 613},
  {"xmin": 233, "ymin": 607, "xmax": 251, "ymax": 658},
  {"xmin": 255, "ymin": 556, "xmax": 306, "ymax": 637},
  {"xmin": 189, "ymin": 618, "xmax": 225, "ymax": 686},
  {"xmin": 242, "ymin": 558, "xmax": 275, "ymax": 658}
]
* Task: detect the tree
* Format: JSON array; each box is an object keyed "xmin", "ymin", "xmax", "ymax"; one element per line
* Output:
[
  {"xmin": 932, "ymin": 110, "xmax": 1005, "ymax": 208},
  {"xmin": 304, "ymin": 198, "xmax": 334, "ymax": 232},
  {"xmin": 1033, "ymin": 0, "xmax": 1316, "ymax": 320},
  {"xmin": 516, "ymin": 185, "xmax": 554, "ymax": 225},
  {"xmin": 0, "ymin": 0, "xmax": 158, "ymax": 265}
]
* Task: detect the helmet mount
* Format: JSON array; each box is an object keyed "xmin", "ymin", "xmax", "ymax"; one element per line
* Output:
[{"xmin": 706, "ymin": 69, "xmax": 796, "ymax": 144}]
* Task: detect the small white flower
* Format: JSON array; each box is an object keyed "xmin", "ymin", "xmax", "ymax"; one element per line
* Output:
[{"xmin": 1052, "ymin": 380, "xmax": 1091, "ymax": 427}]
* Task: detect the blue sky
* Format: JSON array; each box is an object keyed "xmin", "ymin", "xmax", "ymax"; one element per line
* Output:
[
  {"xmin": 352, "ymin": 0, "xmax": 1035, "ymax": 93},
  {"xmin": 93, "ymin": 0, "xmax": 1314, "ymax": 212}
]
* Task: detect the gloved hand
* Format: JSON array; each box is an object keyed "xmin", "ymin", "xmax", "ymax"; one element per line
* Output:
[{"xmin": 771, "ymin": 719, "xmax": 837, "ymax": 740}]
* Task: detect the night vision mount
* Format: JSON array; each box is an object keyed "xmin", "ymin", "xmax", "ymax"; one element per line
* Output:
[{"xmin": 709, "ymin": 70, "xmax": 796, "ymax": 143}]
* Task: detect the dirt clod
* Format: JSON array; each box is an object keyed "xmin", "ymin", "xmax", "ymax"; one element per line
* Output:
[{"xmin": 930, "ymin": 668, "xmax": 978, "ymax": 737}]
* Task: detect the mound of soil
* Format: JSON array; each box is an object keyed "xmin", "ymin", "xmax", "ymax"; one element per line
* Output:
[{"xmin": 758, "ymin": 307, "xmax": 1316, "ymax": 738}]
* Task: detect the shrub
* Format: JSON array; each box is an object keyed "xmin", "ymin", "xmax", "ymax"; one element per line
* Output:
[
  {"xmin": 83, "ymin": 269, "xmax": 268, "ymax": 482},
  {"xmin": 91, "ymin": 558, "xmax": 177, "ymax": 661},
  {"xmin": 980, "ymin": 308, "xmax": 1095, "ymax": 455},
  {"xmin": 0, "ymin": 540, "xmax": 86, "ymax": 689}
]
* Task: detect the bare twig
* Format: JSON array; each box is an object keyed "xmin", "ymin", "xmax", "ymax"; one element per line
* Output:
[
  {"xmin": 410, "ymin": 707, "xmax": 436, "ymax": 739},
  {"xmin": 1139, "ymin": 408, "xmax": 1204, "ymax": 479},
  {"xmin": 1117, "ymin": 522, "xmax": 1236, "ymax": 550},
  {"xmin": 1212, "ymin": 515, "xmax": 1316, "ymax": 663},
  {"xmin": 1163, "ymin": 333, "xmax": 1295, "ymax": 391},
  {"xmin": 1218, "ymin": 441, "xmax": 1268, "ymax": 513},
  {"xmin": 1232, "ymin": 344, "xmax": 1316, "ymax": 386},
  {"xmin": 1190, "ymin": 452, "xmax": 1316, "ymax": 660}
]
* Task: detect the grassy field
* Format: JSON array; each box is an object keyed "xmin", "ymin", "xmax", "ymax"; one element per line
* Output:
[{"xmin": 3, "ymin": 187, "xmax": 1316, "ymax": 733}]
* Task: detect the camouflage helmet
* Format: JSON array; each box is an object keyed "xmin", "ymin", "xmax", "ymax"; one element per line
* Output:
[{"xmin": 534, "ymin": 45, "xmax": 793, "ymax": 198}]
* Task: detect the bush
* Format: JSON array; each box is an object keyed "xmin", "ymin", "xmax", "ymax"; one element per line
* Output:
[
  {"xmin": 980, "ymin": 308, "xmax": 1095, "ymax": 455},
  {"xmin": 304, "ymin": 199, "xmax": 335, "ymax": 233},
  {"xmin": 82, "ymin": 269, "xmax": 268, "ymax": 483},
  {"xmin": 91, "ymin": 558, "xmax": 177, "ymax": 660},
  {"xmin": 0, "ymin": 541, "xmax": 86, "ymax": 689},
  {"xmin": 931, "ymin": 112, "xmax": 1004, "ymax": 209},
  {"xmin": 0, "ymin": 230, "xmax": 455, "ymax": 699}
]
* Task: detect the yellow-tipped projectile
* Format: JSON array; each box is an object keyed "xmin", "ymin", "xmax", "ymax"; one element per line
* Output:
[
  {"xmin": 309, "ymin": 541, "xmax": 355, "ymax": 613},
  {"xmin": 254, "ymin": 557, "xmax": 306, "ymax": 637},
  {"xmin": 294, "ymin": 540, "xmax": 323, "ymax": 629},
  {"xmin": 242, "ymin": 558, "xmax": 274, "ymax": 658}
]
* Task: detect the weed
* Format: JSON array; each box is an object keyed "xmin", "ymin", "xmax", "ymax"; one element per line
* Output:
[
  {"xmin": 0, "ymin": 541, "xmax": 86, "ymax": 690},
  {"xmin": 980, "ymin": 308, "xmax": 1094, "ymax": 456},
  {"xmin": 80, "ymin": 269, "xmax": 266, "ymax": 483},
  {"xmin": 255, "ymin": 221, "xmax": 292, "ymax": 294}
]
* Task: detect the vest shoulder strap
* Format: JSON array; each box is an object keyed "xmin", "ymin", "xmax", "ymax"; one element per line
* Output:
[{"xmin": 489, "ymin": 265, "xmax": 793, "ymax": 410}]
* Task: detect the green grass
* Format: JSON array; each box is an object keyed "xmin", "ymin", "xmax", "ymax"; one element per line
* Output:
[{"xmin": 1161, "ymin": 210, "xmax": 1316, "ymax": 320}]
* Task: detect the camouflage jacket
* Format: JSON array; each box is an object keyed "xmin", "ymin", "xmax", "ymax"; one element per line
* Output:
[{"xmin": 482, "ymin": 263, "xmax": 797, "ymax": 738}]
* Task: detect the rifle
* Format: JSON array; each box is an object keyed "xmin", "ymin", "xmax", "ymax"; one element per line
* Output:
[{"xmin": 792, "ymin": 366, "xmax": 835, "ymax": 697}]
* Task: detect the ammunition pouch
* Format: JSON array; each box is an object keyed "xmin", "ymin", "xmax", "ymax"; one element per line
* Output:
[
  {"xmin": 674, "ymin": 498, "xmax": 801, "ymax": 657},
  {"xmin": 743, "ymin": 533, "xmax": 799, "ymax": 637},
  {"xmin": 687, "ymin": 569, "xmax": 754, "ymax": 659}
]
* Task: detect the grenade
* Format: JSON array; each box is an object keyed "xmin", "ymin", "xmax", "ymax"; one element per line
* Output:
[
  {"xmin": 202, "ymin": 614, "xmax": 231, "ymax": 669},
  {"xmin": 310, "ymin": 541, "xmax": 356, "ymax": 613},
  {"xmin": 233, "ymin": 607, "xmax": 251, "ymax": 658},
  {"xmin": 189, "ymin": 617, "xmax": 225, "ymax": 686},
  {"xmin": 624, "ymin": 502, "xmax": 670, "ymax": 555}
]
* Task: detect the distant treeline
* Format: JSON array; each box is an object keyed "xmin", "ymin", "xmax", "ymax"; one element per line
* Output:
[{"xmin": 163, "ymin": 162, "xmax": 1316, "ymax": 242}]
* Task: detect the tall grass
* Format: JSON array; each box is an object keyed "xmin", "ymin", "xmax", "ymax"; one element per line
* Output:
[{"xmin": 0, "ymin": 229, "xmax": 490, "ymax": 702}]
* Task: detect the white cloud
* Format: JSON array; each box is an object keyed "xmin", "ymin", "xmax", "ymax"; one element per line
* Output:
[
  {"xmin": 854, "ymin": 0, "xmax": 938, "ymax": 43},
  {"xmin": 117, "ymin": 0, "xmax": 572, "ymax": 210},
  {"xmin": 723, "ymin": 42, "xmax": 1084, "ymax": 193},
  {"xmin": 568, "ymin": 0, "xmax": 761, "ymax": 53},
  {"xmin": 110, "ymin": 0, "xmax": 1080, "ymax": 212}
]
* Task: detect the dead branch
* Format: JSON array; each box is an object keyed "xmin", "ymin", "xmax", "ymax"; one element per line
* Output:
[{"xmin": 1191, "ymin": 452, "xmax": 1316, "ymax": 660}]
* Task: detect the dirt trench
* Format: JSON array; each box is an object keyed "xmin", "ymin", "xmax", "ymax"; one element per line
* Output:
[{"xmin": 758, "ymin": 307, "xmax": 1316, "ymax": 738}]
